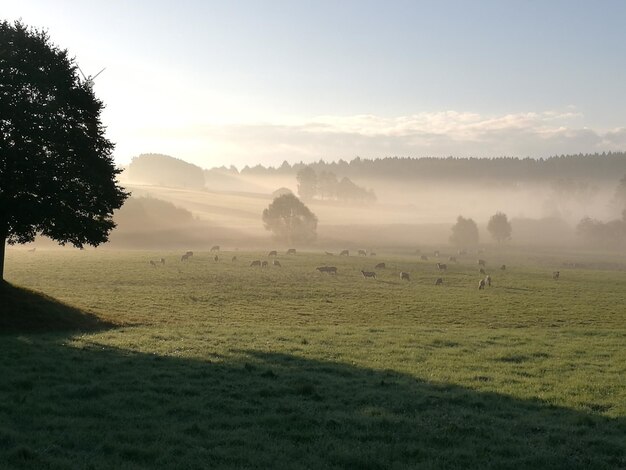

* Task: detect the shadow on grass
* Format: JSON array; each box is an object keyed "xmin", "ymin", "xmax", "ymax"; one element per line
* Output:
[
  {"xmin": 1, "ymin": 336, "xmax": 624, "ymax": 469},
  {"xmin": 0, "ymin": 281, "xmax": 117, "ymax": 333}
]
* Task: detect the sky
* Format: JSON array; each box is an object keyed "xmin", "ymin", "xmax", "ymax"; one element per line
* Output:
[{"xmin": 4, "ymin": 0, "xmax": 626, "ymax": 169}]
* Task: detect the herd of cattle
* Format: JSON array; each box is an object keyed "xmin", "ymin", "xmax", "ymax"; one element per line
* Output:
[{"xmin": 149, "ymin": 248, "xmax": 562, "ymax": 289}]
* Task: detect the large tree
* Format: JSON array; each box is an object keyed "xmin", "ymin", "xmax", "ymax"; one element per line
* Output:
[
  {"xmin": 262, "ymin": 194, "xmax": 318, "ymax": 244},
  {"xmin": 487, "ymin": 211, "xmax": 512, "ymax": 243},
  {"xmin": 0, "ymin": 21, "xmax": 128, "ymax": 280},
  {"xmin": 449, "ymin": 215, "xmax": 479, "ymax": 248}
]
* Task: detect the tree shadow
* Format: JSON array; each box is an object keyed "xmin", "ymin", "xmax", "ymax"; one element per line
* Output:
[
  {"xmin": 0, "ymin": 281, "xmax": 117, "ymax": 333},
  {"xmin": 1, "ymin": 336, "xmax": 624, "ymax": 469}
]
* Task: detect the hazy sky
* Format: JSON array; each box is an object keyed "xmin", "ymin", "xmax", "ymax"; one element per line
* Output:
[{"xmin": 5, "ymin": 1, "xmax": 626, "ymax": 168}]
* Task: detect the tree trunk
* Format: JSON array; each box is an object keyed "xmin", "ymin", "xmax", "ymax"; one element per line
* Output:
[{"xmin": 0, "ymin": 230, "xmax": 6, "ymax": 282}]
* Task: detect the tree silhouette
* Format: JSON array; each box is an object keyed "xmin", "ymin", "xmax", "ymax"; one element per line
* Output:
[
  {"xmin": 487, "ymin": 212, "xmax": 512, "ymax": 243},
  {"xmin": 262, "ymin": 194, "xmax": 318, "ymax": 244},
  {"xmin": 0, "ymin": 21, "xmax": 128, "ymax": 280},
  {"xmin": 296, "ymin": 166, "xmax": 317, "ymax": 201},
  {"xmin": 450, "ymin": 216, "xmax": 479, "ymax": 248}
]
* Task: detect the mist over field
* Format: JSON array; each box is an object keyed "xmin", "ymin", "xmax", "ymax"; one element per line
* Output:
[{"xmin": 86, "ymin": 152, "xmax": 625, "ymax": 252}]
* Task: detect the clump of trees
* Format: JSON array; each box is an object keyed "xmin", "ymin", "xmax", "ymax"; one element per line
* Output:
[
  {"xmin": 126, "ymin": 154, "xmax": 205, "ymax": 189},
  {"xmin": 0, "ymin": 21, "xmax": 128, "ymax": 280},
  {"xmin": 450, "ymin": 216, "xmax": 479, "ymax": 248},
  {"xmin": 262, "ymin": 194, "xmax": 318, "ymax": 244},
  {"xmin": 296, "ymin": 166, "xmax": 375, "ymax": 204},
  {"xmin": 576, "ymin": 211, "xmax": 626, "ymax": 249},
  {"xmin": 487, "ymin": 212, "xmax": 512, "ymax": 243}
]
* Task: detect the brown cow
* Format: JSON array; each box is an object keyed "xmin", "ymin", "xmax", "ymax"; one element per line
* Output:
[
  {"xmin": 361, "ymin": 270, "xmax": 376, "ymax": 279},
  {"xmin": 250, "ymin": 260, "xmax": 261, "ymax": 267},
  {"xmin": 340, "ymin": 250, "xmax": 349, "ymax": 256},
  {"xmin": 273, "ymin": 260, "xmax": 281, "ymax": 267},
  {"xmin": 286, "ymin": 248, "xmax": 296, "ymax": 255},
  {"xmin": 435, "ymin": 278, "xmax": 443, "ymax": 285},
  {"xmin": 478, "ymin": 279, "xmax": 486, "ymax": 290},
  {"xmin": 479, "ymin": 268, "xmax": 486, "ymax": 275},
  {"xmin": 375, "ymin": 262, "xmax": 386, "ymax": 269},
  {"xmin": 553, "ymin": 271, "xmax": 560, "ymax": 280},
  {"xmin": 261, "ymin": 261, "xmax": 269, "ymax": 267},
  {"xmin": 500, "ymin": 264, "xmax": 506, "ymax": 271},
  {"xmin": 400, "ymin": 272, "xmax": 410, "ymax": 281},
  {"xmin": 436, "ymin": 263, "xmax": 447, "ymax": 271},
  {"xmin": 358, "ymin": 249, "xmax": 367, "ymax": 256},
  {"xmin": 420, "ymin": 255, "xmax": 429, "ymax": 261},
  {"xmin": 268, "ymin": 250, "xmax": 277, "ymax": 257},
  {"xmin": 210, "ymin": 245, "xmax": 220, "ymax": 252}
]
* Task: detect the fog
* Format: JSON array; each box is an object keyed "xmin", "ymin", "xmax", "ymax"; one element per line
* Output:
[{"xmin": 95, "ymin": 154, "xmax": 626, "ymax": 253}]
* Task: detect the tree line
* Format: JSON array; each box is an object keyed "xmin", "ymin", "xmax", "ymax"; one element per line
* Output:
[{"xmin": 237, "ymin": 153, "xmax": 626, "ymax": 183}]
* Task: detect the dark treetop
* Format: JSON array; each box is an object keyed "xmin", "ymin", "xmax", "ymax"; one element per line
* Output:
[{"xmin": 0, "ymin": 21, "xmax": 128, "ymax": 278}]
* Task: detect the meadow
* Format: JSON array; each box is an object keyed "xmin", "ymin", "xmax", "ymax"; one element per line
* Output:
[{"xmin": 1, "ymin": 247, "xmax": 625, "ymax": 469}]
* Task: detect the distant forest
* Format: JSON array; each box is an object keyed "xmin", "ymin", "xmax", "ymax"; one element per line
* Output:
[
  {"xmin": 124, "ymin": 152, "xmax": 626, "ymax": 190},
  {"xmin": 234, "ymin": 152, "xmax": 626, "ymax": 183}
]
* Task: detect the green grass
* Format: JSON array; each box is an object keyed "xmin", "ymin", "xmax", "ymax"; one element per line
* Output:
[{"xmin": 1, "ymin": 248, "xmax": 625, "ymax": 469}]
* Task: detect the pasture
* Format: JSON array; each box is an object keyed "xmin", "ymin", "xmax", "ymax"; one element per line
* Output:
[{"xmin": 1, "ymin": 247, "xmax": 625, "ymax": 469}]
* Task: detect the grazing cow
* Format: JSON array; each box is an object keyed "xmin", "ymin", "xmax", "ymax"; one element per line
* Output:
[
  {"xmin": 273, "ymin": 260, "xmax": 281, "ymax": 267},
  {"xmin": 478, "ymin": 279, "xmax": 486, "ymax": 290},
  {"xmin": 436, "ymin": 263, "xmax": 447, "ymax": 271},
  {"xmin": 375, "ymin": 262, "xmax": 386, "ymax": 269},
  {"xmin": 210, "ymin": 245, "xmax": 220, "ymax": 252},
  {"xmin": 232, "ymin": 256, "xmax": 238, "ymax": 262},
  {"xmin": 261, "ymin": 261, "xmax": 269, "ymax": 268},
  {"xmin": 358, "ymin": 249, "xmax": 367, "ymax": 256},
  {"xmin": 478, "ymin": 259, "xmax": 486, "ymax": 266},
  {"xmin": 340, "ymin": 250, "xmax": 349, "ymax": 256},
  {"xmin": 268, "ymin": 250, "xmax": 277, "ymax": 257},
  {"xmin": 325, "ymin": 251, "xmax": 335, "ymax": 256},
  {"xmin": 286, "ymin": 248, "xmax": 296, "ymax": 255},
  {"xmin": 185, "ymin": 251, "xmax": 193, "ymax": 257},
  {"xmin": 181, "ymin": 253, "xmax": 191, "ymax": 262},
  {"xmin": 553, "ymin": 271, "xmax": 560, "ymax": 280},
  {"xmin": 361, "ymin": 270, "xmax": 377, "ymax": 279},
  {"xmin": 369, "ymin": 252, "xmax": 377, "ymax": 256},
  {"xmin": 150, "ymin": 260, "xmax": 157, "ymax": 267},
  {"xmin": 485, "ymin": 275, "xmax": 491, "ymax": 287},
  {"xmin": 500, "ymin": 264, "xmax": 506, "ymax": 271},
  {"xmin": 160, "ymin": 258, "xmax": 166, "ymax": 265},
  {"xmin": 400, "ymin": 272, "xmax": 410, "ymax": 281},
  {"xmin": 434, "ymin": 250, "xmax": 440, "ymax": 257},
  {"xmin": 479, "ymin": 268, "xmax": 486, "ymax": 275},
  {"xmin": 420, "ymin": 255, "xmax": 429, "ymax": 261},
  {"xmin": 316, "ymin": 266, "xmax": 337, "ymax": 274},
  {"xmin": 214, "ymin": 255, "xmax": 219, "ymax": 262},
  {"xmin": 250, "ymin": 260, "xmax": 261, "ymax": 267},
  {"xmin": 435, "ymin": 278, "xmax": 443, "ymax": 285},
  {"xmin": 448, "ymin": 256, "xmax": 457, "ymax": 263}
]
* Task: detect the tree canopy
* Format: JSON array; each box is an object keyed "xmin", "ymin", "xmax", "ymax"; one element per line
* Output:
[
  {"xmin": 0, "ymin": 20, "xmax": 128, "ymax": 279},
  {"xmin": 487, "ymin": 212, "xmax": 512, "ymax": 243},
  {"xmin": 262, "ymin": 194, "xmax": 318, "ymax": 244},
  {"xmin": 450, "ymin": 216, "xmax": 479, "ymax": 248}
]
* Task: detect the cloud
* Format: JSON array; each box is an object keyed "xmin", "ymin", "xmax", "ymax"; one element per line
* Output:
[{"xmin": 112, "ymin": 110, "xmax": 626, "ymax": 168}]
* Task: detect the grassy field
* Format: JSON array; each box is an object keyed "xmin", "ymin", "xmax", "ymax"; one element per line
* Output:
[{"xmin": 1, "ymin": 247, "xmax": 625, "ymax": 469}]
